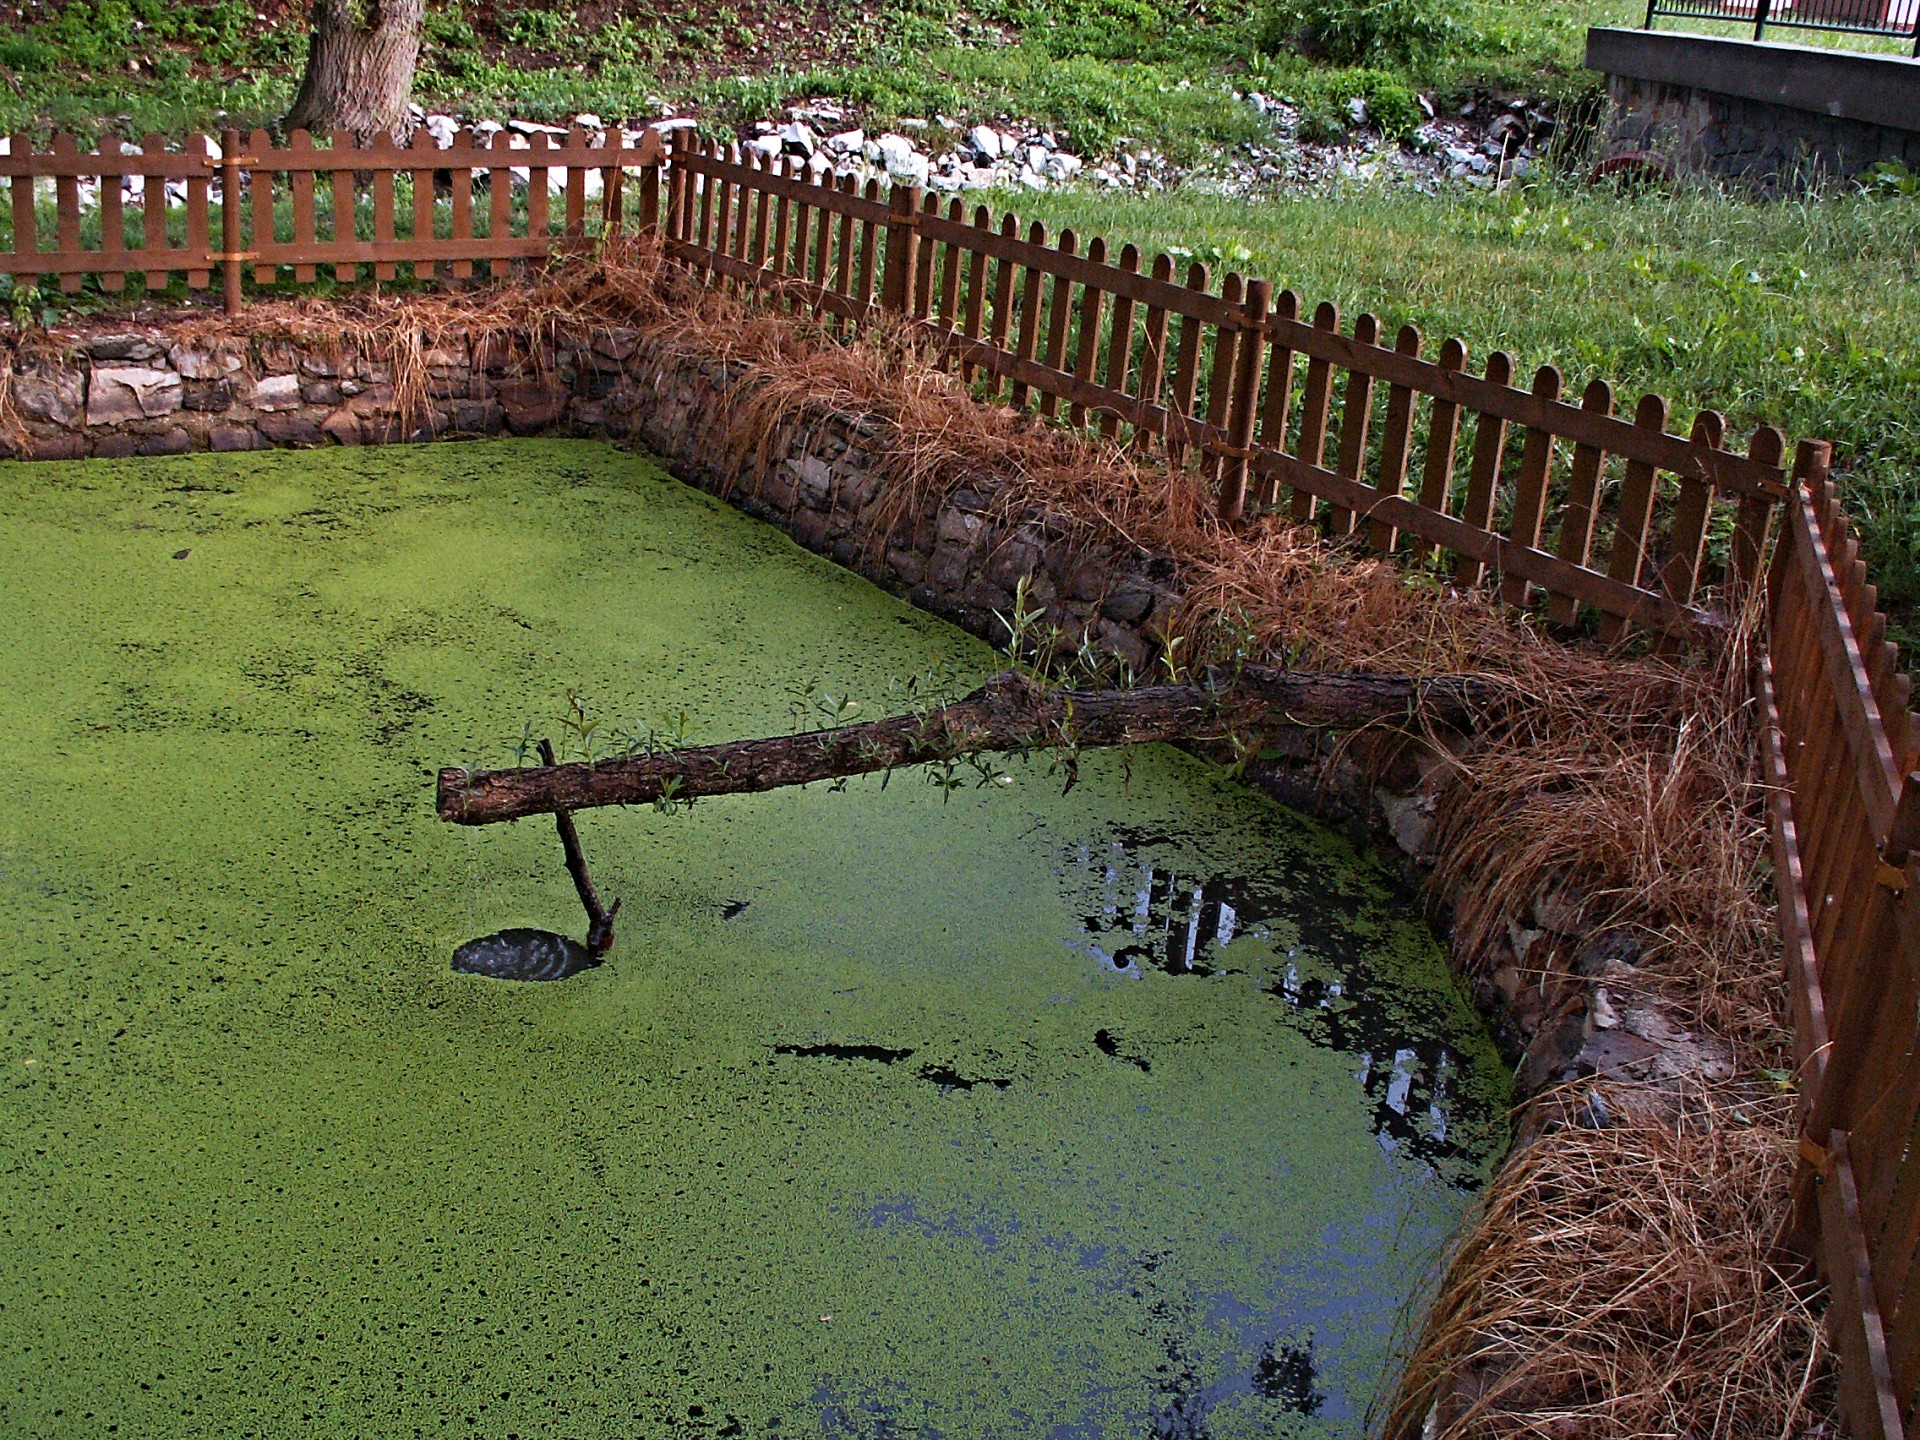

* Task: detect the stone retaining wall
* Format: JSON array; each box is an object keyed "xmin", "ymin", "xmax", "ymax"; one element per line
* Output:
[{"xmin": 1, "ymin": 316, "xmax": 1731, "ymax": 1111}]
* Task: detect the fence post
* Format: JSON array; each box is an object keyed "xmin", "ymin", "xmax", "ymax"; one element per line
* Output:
[
  {"xmin": 1753, "ymin": 0, "xmax": 1772, "ymax": 42},
  {"xmin": 880, "ymin": 183, "xmax": 921, "ymax": 316},
  {"xmin": 220, "ymin": 128, "xmax": 242, "ymax": 315}
]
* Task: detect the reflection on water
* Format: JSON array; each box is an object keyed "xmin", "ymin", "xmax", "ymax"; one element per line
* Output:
[{"xmin": 1062, "ymin": 827, "xmax": 1479, "ymax": 1184}]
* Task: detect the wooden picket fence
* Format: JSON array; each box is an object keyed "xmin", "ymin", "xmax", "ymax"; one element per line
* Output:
[
  {"xmin": 2, "ymin": 124, "xmax": 1917, "ymax": 1435},
  {"xmin": 1763, "ymin": 450, "xmax": 1920, "ymax": 1440},
  {"xmin": 0, "ymin": 125, "xmax": 661, "ymax": 311},
  {"xmin": 660, "ymin": 134, "xmax": 1790, "ymax": 641}
]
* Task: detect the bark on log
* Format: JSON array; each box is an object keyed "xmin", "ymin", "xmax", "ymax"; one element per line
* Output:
[
  {"xmin": 286, "ymin": 0, "xmax": 426, "ymax": 143},
  {"xmin": 438, "ymin": 667, "xmax": 1495, "ymax": 827}
]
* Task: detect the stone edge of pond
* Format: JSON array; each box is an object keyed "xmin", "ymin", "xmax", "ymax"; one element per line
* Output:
[{"xmin": 0, "ymin": 316, "xmax": 1734, "ymax": 1132}]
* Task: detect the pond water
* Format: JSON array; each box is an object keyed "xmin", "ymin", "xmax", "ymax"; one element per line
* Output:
[{"xmin": 0, "ymin": 440, "xmax": 1508, "ymax": 1439}]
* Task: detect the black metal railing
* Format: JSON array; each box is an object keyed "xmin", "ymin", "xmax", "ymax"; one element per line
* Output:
[{"xmin": 1645, "ymin": 0, "xmax": 1920, "ymax": 52}]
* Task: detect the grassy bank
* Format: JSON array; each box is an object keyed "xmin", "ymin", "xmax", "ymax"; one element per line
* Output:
[
  {"xmin": 0, "ymin": 0, "xmax": 1624, "ymax": 143},
  {"xmin": 1010, "ymin": 179, "xmax": 1920, "ymax": 648}
]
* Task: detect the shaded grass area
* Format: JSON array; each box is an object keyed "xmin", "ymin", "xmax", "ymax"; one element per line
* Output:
[{"xmin": 1010, "ymin": 179, "xmax": 1920, "ymax": 652}]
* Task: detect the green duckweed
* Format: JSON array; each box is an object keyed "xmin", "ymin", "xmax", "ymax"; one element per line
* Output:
[{"xmin": 0, "ymin": 440, "xmax": 1508, "ymax": 1439}]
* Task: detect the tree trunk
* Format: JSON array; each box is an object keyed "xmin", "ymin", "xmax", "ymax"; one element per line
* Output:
[
  {"xmin": 437, "ymin": 668, "xmax": 1494, "ymax": 827},
  {"xmin": 285, "ymin": 0, "xmax": 426, "ymax": 143}
]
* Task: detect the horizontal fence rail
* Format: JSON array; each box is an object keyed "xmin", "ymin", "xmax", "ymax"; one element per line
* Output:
[
  {"xmin": 1646, "ymin": 0, "xmax": 1920, "ymax": 51},
  {"xmin": 0, "ymin": 124, "xmax": 1914, "ymax": 1436},
  {"xmin": 660, "ymin": 133, "xmax": 1787, "ymax": 642}
]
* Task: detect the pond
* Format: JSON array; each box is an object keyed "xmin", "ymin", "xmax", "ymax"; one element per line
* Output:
[{"xmin": 0, "ymin": 439, "xmax": 1508, "ymax": 1439}]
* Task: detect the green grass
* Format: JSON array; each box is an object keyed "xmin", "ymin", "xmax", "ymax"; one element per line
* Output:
[
  {"xmin": 0, "ymin": 0, "xmax": 1625, "ymax": 145},
  {"xmin": 1006, "ymin": 177, "xmax": 1920, "ymax": 648}
]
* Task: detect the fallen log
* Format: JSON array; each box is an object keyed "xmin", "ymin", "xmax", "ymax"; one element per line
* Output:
[{"xmin": 437, "ymin": 667, "xmax": 1497, "ymax": 827}]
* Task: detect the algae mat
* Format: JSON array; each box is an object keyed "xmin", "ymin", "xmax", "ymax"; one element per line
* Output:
[{"xmin": 0, "ymin": 440, "xmax": 1507, "ymax": 1439}]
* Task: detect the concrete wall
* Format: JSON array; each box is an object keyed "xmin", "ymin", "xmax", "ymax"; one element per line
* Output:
[{"xmin": 1587, "ymin": 27, "xmax": 1920, "ymax": 185}]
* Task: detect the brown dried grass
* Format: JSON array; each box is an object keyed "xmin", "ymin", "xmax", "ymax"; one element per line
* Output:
[
  {"xmin": 1380, "ymin": 1091, "xmax": 1833, "ymax": 1440},
  {"xmin": 47, "ymin": 250, "xmax": 1821, "ymax": 1435}
]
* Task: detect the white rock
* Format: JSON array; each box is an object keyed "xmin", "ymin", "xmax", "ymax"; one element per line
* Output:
[
  {"xmin": 1023, "ymin": 144, "xmax": 1046, "ymax": 172},
  {"xmin": 778, "ymin": 121, "xmax": 815, "ymax": 156},
  {"xmin": 649, "ymin": 117, "xmax": 699, "ymax": 135},
  {"xmin": 508, "ymin": 118, "xmax": 566, "ymax": 137},
  {"xmin": 1018, "ymin": 166, "xmax": 1047, "ymax": 190},
  {"xmin": 807, "ymin": 150, "xmax": 833, "ymax": 176},
  {"xmin": 746, "ymin": 134, "xmax": 784, "ymax": 161},
  {"xmin": 573, "ymin": 113, "xmax": 603, "ymax": 130},
  {"xmin": 1348, "ymin": 97, "xmax": 1369, "ymax": 126},
  {"xmin": 1040, "ymin": 152, "xmax": 1080, "ymax": 182},
  {"xmin": 251, "ymin": 374, "xmax": 303, "ymax": 411},
  {"xmin": 966, "ymin": 124, "xmax": 1002, "ymax": 161},
  {"xmin": 88, "ymin": 366, "xmax": 182, "ymax": 425},
  {"xmin": 825, "ymin": 128, "xmax": 864, "ymax": 155},
  {"xmin": 424, "ymin": 114, "xmax": 459, "ymax": 148},
  {"xmin": 897, "ymin": 117, "xmax": 927, "ymax": 130},
  {"xmin": 876, "ymin": 133, "xmax": 918, "ymax": 170},
  {"xmin": 169, "ymin": 344, "xmax": 243, "ymax": 379},
  {"xmin": 1589, "ymin": 986, "xmax": 1621, "ymax": 1030}
]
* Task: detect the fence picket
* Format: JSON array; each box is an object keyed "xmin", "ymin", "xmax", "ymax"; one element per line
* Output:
[
  {"xmin": 1289, "ymin": 302, "xmax": 1340, "ymax": 524},
  {"xmin": 1660, "ymin": 409, "xmax": 1725, "ymax": 610},
  {"xmin": 526, "ymin": 136, "xmax": 551, "ymax": 249},
  {"xmin": 1069, "ymin": 236, "xmax": 1108, "ymax": 428},
  {"xmin": 936, "ymin": 198, "xmax": 964, "ymax": 336},
  {"xmin": 370, "ymin": 139, "xmax": 398, "ymax": 282},
  {"xmin": 1500, "ymin": 365, "xmax": 1566, "ymax": 609},
  {"xmin": 448, "ymin": 131, "xmax": 474, "ymax": 280},
  {"xmin": 854, "ymin": 178, "xmax": 881, "ymax": 312},
  {"xmin": 1100, "ymin": 244, "xmax": 1141, "ymax": 442},
  {"xmin": 1219, "ymin": 279, "xmax": 1270, "ymax": 523},
  {"xmin": 52, "ymin": 133, "xmax": 81, "ymax": 294},
  {"xmin": 1167, "ymin": 262, "xmax": 1211, "ymax": 467},
  {"xmin": 1202, "ymin": 273, "xmax": 1246, "ymax": 497},
  {"xmin": 1453, "ymin": 352, "xmax": 1515, "ymax": 587},
  {"xmin": 1009, "ymin": 221, "xmax": 1049, "ymax": 410},
  {"xmin": 96, "ymin": 137, "xmax": 125, "ymax": 292},
  {"xmin": 1369, "ymin": 323, "xmax": 1422, "ymax": 552},
  {"xmin": 1132, "ymin": 254, "xmax": 1174, "ymax": 456},
  {"xmin": 1548, "ymin": 380, "xmax": 1616, "ymax": 625},
  {"xmin": 1411, "ymin": 338, "xmax": 1467, "ymax": 562},
  {"xmin": 1037, "ymin": 229, "xmax": 1079, "ymax": 419},
  {"xmin": 139, "ymin": 133, "xmax": 166, "ymax": 284},
  {"xmin": 184, "ymin": 133, "xmax": 211, "ymax": 288},
  {"xmin": 1253, "ymin": 290, "xmax": 1301, "ymax": 509},
  {"xmin": 328, "ymin": 134, "xmax": 356, "ymax": 284}
]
